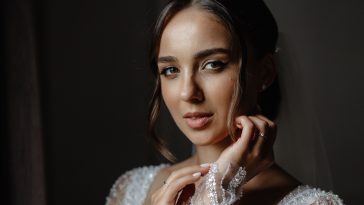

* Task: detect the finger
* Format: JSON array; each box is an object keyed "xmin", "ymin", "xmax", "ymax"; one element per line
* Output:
[
  {"xmin": 248, "ymin": 116, "xmax": 269, "ymax": 141},
  {"xmin": 254, "ymin": 114, "xmax": 273, "ymax": 125},
  {"xmin": 164, "ymin": 172, "xmax": 202, "ymax": 203},
  {"xmin": 233, "ymin": 116, "xmax": 256, "ymax": 157},
  {"xmin": 164, "ymin": 165, "xmax": 209, "ymax": 185},
  {"xmin": 254, "ymin": 115, "xmax": 277, "ymax": 145},
  {"xmin": 248, "ymin": 116, "xmax": 271, "ymax": 157},
  {"xmin": 255, "ymin": 115, "xmax": 277, "ymax": 137}
]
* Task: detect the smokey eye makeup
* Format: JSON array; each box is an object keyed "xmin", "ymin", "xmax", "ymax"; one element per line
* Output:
[
  {"xmin": 158, "ymin": 59, "xmax": 229, "ymax": 77},
  {"xmin": 202, "ymin": 60, "xmax": 228, "ymax": 71},
  {"xmin": 160, "ymin": 66, "xmax": 179, "ymax": 77}
]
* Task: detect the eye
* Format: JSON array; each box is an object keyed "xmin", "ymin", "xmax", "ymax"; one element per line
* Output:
[
  {"xmin": 160, "ymin": 66, "xmax": 179, "ymax": 77},
  {"xmin": 203, "ymin": 60, "xmax": 228, "ymax": 70}
]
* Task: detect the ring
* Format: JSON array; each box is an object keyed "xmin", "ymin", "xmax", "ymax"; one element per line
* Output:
[{"xmin": 259, "ymin": 132, "xmax": 267, "ymax": 140}]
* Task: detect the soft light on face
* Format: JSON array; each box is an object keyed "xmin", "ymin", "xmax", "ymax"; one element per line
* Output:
[{"xmin": 157, "ymin": 7, "xmax": 240, "ymax": 146}]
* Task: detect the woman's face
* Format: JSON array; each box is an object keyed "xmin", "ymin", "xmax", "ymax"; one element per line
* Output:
[{"xmin": 158, "ymin": 7, "xmax": 257, "ymax": 145}]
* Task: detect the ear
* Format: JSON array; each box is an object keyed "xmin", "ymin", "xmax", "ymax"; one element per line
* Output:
[{"xmin": 258, "ymin": 53, "xmax": 276, "ymax": 92}]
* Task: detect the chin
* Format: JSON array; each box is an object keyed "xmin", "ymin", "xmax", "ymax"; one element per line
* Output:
[{"xmin": 184, "ymin": 129, "xmax": 229, "ymax": 146}]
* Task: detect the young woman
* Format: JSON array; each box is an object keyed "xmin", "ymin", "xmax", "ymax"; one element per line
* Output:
[{"xmin": 106, "ymin": 0, "xmax": 343, "ymax": 204}]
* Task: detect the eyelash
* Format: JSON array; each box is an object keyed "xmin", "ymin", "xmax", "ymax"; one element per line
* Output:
[
  {"xmin": 160, "ymin": 66, "xmax": 179, "ymax": 77},
  {"xmin": 159, "ymin": 60, "xmax": 228, "ymax": 77},
  {"xmin": 203, "ymin": 60, "xmax": 228, "ymax": 71}
]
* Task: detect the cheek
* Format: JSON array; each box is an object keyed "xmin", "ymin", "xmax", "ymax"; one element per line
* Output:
[
  {"xmin": 161, "ymin": 81, "xmax": 179, "ymax": 112},
  {"xmin": 204, "ymin": 73, "xmax": 236, "ymax": 111}
]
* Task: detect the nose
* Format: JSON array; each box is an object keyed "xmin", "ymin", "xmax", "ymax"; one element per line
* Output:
[{"xmin": 180, "ymin": 73, "xmax": 204, "ymax": 103}]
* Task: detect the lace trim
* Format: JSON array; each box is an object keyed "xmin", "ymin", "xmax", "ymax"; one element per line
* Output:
[
  {"xmin": 190, "ymin": 163, "xmax": 246, "ymax": 205},
  {"xmin": 105, "ymin": 164, "xmax": 169, "ymax": 205},
  {"xmin": 278, "ymin": 185, "xmax": 344, "ymax": 205}
]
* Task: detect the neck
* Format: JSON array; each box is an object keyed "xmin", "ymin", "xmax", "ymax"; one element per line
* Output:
[{"xmin": 191, "ymin": 137, "xmax": 233, "ymax": 165}]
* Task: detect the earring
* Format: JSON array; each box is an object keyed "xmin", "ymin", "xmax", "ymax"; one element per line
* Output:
[{"xmin": 261, "ymin": 84, "xmax": 267, "ymax": 91}]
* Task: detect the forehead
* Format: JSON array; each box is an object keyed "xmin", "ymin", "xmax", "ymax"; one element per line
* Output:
[{"xmin": 159, "ymin": 7, "xmax": 231, "ymax": 57}]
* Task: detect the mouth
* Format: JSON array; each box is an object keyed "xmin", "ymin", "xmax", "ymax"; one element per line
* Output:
[{"xmin": 183, "ymin": 112, "xmax": 213, "ymax": 129}]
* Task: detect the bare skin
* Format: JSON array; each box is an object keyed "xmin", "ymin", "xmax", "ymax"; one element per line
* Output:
[{"xmin": 144, "ymin": 7, "xmax": 301, "ymax": 205}]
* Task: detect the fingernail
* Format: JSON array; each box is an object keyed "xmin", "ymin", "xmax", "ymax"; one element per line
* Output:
[
  {"xmin": 200, "ymin": 163, "xmax": 210, "ymax": 168},
  {"xmin": 192, "ymin": 172, "xmax": 201, "ymax": 177}
]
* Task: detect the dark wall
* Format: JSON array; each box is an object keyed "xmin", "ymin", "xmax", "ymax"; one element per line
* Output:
[{"xmin": 42, "ymin": 1, "xmax": 191, "ymax": 204}]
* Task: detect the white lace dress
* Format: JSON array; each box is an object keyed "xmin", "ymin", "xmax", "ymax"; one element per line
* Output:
[{"xmin": 105, "ymin": 164, "xmax": 343, "ymax": 205}]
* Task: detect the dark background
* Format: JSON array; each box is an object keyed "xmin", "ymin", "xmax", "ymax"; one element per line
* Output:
[{"xmin": 2, "ymin": 0, "xmax": 364, "ymax": 205}]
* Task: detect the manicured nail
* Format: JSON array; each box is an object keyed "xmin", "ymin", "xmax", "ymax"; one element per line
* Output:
[
  {"xmin": 200, "ymin": 163, "xmax": 210, "ymax": 168},
  {"xmin": 192, "ymin": 172, "xmax": 201, "ymax": 177}
]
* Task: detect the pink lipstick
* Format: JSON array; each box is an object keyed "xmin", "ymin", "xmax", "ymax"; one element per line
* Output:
[{"xmin": 183, "ymin": 112, "xmax": 213, "ymax": 129}]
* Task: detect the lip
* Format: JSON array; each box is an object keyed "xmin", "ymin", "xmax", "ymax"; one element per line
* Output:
[{"xmin": 183, "ymin": 112, "xmax": 213, "ymax": 129}]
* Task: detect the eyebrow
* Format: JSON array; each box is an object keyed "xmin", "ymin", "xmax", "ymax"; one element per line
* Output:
[
  {"xmin": 157, "ymin": 48, "xmax": 231, "ymax": 63},
  {"xmin": 157, "ymin": 56, "xmax": 178, "ymax": 63},
  {"xmin": 193, "ymin": 48, "xmax": 231, "ymax": 59}
]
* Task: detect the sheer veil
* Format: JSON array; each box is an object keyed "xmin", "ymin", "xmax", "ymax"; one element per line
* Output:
[{"xmin": 274, "ymin": 33, "xmax": 333, "ymax": 190}]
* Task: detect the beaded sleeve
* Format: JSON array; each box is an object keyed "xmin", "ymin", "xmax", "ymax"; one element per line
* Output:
[
  {"xmin": 190, "ymin": 163, "xmax": 247, "ymax": 205},
  {"xmin": 278, "ymin": 185, "xmax": 344, "ymax": 205},
  {"xmin": 105, "ymin": 164, "xmax": 344, "ymax": 205},
  {"xmin": 105, "ymin": 164, "xmax": 168, "ymax": 205}
]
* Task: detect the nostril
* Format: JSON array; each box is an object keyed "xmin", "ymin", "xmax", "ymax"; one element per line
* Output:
[
  {"xmin": 180, "ymin": 75, "xmax": 204, "ymax": 103},
  {"xmin": 180, "ymin": 87, "xmax": 204, "ymax": 103},
  {"xmin": 191, "ymin": 97, "xmax": 204, "ymax": 104},
  {"xmin": 189, "ymin": 90, "xmax": 204, "ymax": 103}
]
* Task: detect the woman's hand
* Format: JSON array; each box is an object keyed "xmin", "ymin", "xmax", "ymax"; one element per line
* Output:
[
  {"xmin": 151, "ymin": 114, "xmax": 276, "ymax": 205},
  {"xmin": 150, "ymin": 165, "xmax": 210, "ymax": 205},
  {"xmin": 216, "ymin": 114, "xmax": 277, "ymax": 182}
]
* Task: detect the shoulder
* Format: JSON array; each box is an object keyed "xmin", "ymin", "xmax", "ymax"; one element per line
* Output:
[
  {"xmin": 278, "ymin": 185, "xmax": 344, "ymax": 205},
  {"xmin": 105, "ymin": 164, "xmax": 169, "ymax": 205}
]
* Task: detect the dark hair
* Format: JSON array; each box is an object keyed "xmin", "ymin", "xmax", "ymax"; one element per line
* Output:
[{"xmin": 148, "ymin": 0, "xmax": 280, "ymax": 161}]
